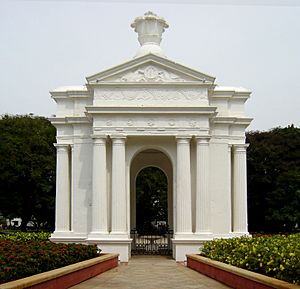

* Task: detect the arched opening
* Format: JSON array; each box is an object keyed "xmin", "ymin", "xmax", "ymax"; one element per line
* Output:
[
  {"xmin": 130, "ymin": 148, "xmax": 173, "ymax": 255},
  {"xmin": 135, "ymin": 166, "xmax": 168, "ymax": 234}
]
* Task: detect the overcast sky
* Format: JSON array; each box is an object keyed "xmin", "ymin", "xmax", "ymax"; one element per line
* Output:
[{"xmin": 0, "ymin": 0, "xmax": 299, "ymax": 131}]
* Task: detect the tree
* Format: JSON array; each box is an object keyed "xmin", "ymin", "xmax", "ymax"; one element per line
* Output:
[
  {"xmin": 135, "ymin": 167, "xmax": 168, "ymax": 233},
  {"xmin": 247, "ymin": 125, "xmax": 300, "ymax": 233},
  {"xmin": 0, "ymin": 115, "xmax": 56, "ymax": 230}
]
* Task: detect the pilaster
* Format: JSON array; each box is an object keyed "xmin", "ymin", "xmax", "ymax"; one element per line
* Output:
[
  {"xmin": 232, "ymin": 144, "xmax": 249, "ymax": 234},
  {"xmin": 90, "ymin": 136, "xmax": 108, "ymax": 236},
  {"xmin": 111, "ymin": 136, "xmax": 127, "ymax": 235},
  {"xmin": 195, "ymin": 137, "xmax": 211, "ymax": 236},
  {"xmin": 228, "ymin": 144, "xmax": 232, "ymax": 233},
  {"xmin": 175, "ymin": 136, "xmax": 192, "ymax": 235},
  {"xmin": 54, "ymin": 144, "xmax": 71, "ymax": 232}
]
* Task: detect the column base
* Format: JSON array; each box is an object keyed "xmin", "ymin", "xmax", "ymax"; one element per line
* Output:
[
  {"xmin": 50, "ymin": 231, "xmax": 88, "ymax": 243},
  {"xmin": 230, "ymin": 232, "xmax": 251, "ymax": 237},
  {"xmin": 194, "ymin": 232, "xmax": 213, "ymax": 239},
  {"xmin": 87, "ymin": 238, "xmax": 132, "ymax": 262},
  {"xmin": 87, "ymin": 232, "xmax": 110, "ymax": 240},
  {"xmin": 109, "ymin": 232, "xmax": 129, "ymax": 238},
  {"xmin": 172, "ymin": 239, "xmax": 206, "ymax": 262},
  {"xmin": 174, "ymin": 232, "xmax": 197, "ymax": 239}
]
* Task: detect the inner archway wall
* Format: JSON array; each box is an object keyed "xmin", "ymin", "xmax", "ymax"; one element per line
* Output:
[{"xmin": 126, "ymin": 136, "xmax": 175, "ymax": 233}]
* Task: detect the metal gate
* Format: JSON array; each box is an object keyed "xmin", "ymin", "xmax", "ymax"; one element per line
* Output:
[{"xmin": 130, "ymin": 228, "xmax": 173, "ymax": 255}]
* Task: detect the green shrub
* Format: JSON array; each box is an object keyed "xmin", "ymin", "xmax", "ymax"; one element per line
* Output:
[
  {"xmin": 201, "ymin": 234, "xmax": 300, "ymax": 284},
  {"xmin": 0, "ymin": 239, "xmax": 100, "ymax": 284},
  {"xmin": 0, "ymin": 232, "xmax": 51, "ymax": 242}
]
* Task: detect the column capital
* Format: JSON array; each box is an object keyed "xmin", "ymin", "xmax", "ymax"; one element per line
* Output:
[
  {"xmin": 92, "ymin": 136, "xmax": 107, "ymax": 145},
  {"xmin": 233, "ymin": 144, "xmax": 249, "ymax": 152},
  {"xmin": 54, "ymin": 143, "xmax": 69, "ymax": 152},
  {"xmin": 195, "ymin": 136, "xmax": 211, "ymax": 144},
  {"xmin": 91, "ymin": 134, "xmax": 107, "ymax": 140},
  {"xmin": 110, "ymin": 135, "xmax": 127, "ymax": 144},
  {"xmin": 176, "ymin": 136, "xmax": 191, "ymax": 144}
]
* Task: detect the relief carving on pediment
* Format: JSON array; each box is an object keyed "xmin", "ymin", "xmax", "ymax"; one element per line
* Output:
[
  {"xmin": 113, "ymin": 65, "xmax": 196, "ymax": 83},
  {"xmin": 96, "ymin": 87, "xmax": 207, "ymax": 101}
]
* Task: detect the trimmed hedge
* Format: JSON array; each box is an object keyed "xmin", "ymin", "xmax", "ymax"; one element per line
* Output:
[
  {"xmin": 0, "ymin": 239, "xmax": 100, "ymax": 284},
  {"xmin": 0, "ymin": 231, "xmax": 51, "ymax": 242},
  {"xmin": 201, "ymin": 234, "xmax": 300, "ymax": 284}
]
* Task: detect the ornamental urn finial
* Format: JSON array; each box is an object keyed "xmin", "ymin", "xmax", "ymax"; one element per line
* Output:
[{"xmin": 131, "ymin": 11, "xmax": 169, "ymax": 58}]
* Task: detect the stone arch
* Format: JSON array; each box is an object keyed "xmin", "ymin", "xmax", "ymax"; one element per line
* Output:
[{"xmin": 130, "ymin": 148, "xmax": 173, "ymax": 231}]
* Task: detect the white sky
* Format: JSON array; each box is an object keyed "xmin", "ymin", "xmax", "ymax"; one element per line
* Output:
[{"xmin": 0, "ymin": 0, "xmax": 299, "ymax": 131}]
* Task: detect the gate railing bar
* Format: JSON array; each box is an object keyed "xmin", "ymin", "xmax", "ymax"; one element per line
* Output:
[{"xmin": 130, "ymin": 228, "xmax": 173, "ymax": 255}]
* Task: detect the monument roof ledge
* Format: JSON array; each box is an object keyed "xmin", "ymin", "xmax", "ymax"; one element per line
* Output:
[
  {"xmin": 51, "ymin": 85, "xmax": 87, "ymax": 92},
  {"xmin": 214, "ymin": 86, "xmax": 251, "ymax": 93}
]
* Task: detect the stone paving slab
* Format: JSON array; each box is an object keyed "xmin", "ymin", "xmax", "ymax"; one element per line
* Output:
[{"xmin": 70, "ymin": 256, "xmax": 231, "ymax": 289}]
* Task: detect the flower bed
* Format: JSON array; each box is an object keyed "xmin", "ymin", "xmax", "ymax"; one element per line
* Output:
[
  {"xmin": 0, "ymin": 239, "xmax": 100, "ymax": 284},
  {"xmin": 187, "ymin": 254, "xmax": 300, "ymax": 289},
  {"xmin": 0, "ymin": 254, "xmax": 118, "ymax": 289},
  {"xmin": 200, "ymin": 234, "xmax": 300, "ymax": 284}
]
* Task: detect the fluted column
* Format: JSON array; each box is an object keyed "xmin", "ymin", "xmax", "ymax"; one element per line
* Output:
[
  {"xmin": 111, "ymin": 136, "xmax": 127, "ymax": 235},
  {"xmin": 232, "ymin": 144, "xmax": 249, "ymax": 233},
  {"xmin": 70, "ymin": 144, "xmax": 74, "ymax": 231},
  {"xmin": 54, "ymin": 144, "xmax": 70, "ymax": 232},
  {"xmin": 195, "ymin": 137, "xmax": 211, "ymax": 234},
  {"xmin": 228, "ymin": 144, "xmax": 232, "ymax": 233},
  {"xmin": 91, "ymin": 136, "xmax": 108, "ymax": 235},
  {"xmin": 176, "ymin": 136, "xmax": 192, "ymax": 234}
]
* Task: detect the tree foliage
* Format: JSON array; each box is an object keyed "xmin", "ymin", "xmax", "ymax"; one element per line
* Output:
[
  {"xmin": 0, "ymin": 115, "xmax": 56, "ymax": 230},
  {"xmin": 136, "ymin": 167, "xmax": 168, "ymax": 233},
  {"xmin": 247, "ymin": 125, "xmax": 300, "ymax": 233}
]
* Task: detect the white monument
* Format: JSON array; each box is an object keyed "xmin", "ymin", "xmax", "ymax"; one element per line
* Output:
[{"xmin": 50, "ymin": 12, "xmax": 252, "ymax": 262}]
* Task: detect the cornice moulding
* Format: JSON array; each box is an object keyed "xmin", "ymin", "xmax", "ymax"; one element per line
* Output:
[
  {"xmin": 49, "ymin": 116, "xmax": 90, "ymax": 125},
  {"xmin": 87, "ymin": 82, "xmax": 215, "ymax": 88},
  {"xmin": 65, "ymin": 117, "xmax": 90, "ymax": 124},
  {"xmin": 50, "ymin": 86, "xmax": 87, "ymax": 91},
  {"xmin": 85, "ymin": 106, "xmax": 217, "ymax": 115},
  {"xmin": 212, "ymin": 91, "xmax": 251, "ymax": 100},
  {"xmin": 211, "ymin": 117, "xmax": 253, "ymax": 125},
  {"xmin": 86, "ymin": 53, "xmax": 215, "ymax": 84},
  {"xmin": 50, "ymin": 92, "xmax": 90, "ymax": 100}
]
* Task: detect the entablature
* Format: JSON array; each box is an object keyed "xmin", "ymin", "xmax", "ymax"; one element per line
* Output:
[
  {"xmin": 50, "ymin": 86, "xmax": 90, "ymax": 100},
  {"xmin": 211, "ymin": 116, "xmax": 253, "ymax": 126},
  {"xmin": 49, "ymin": 116, "xmax": 90, "ymax": 125},
  {"xmin": 211, "ymin": 86, "xmax": 251, "ymax": 100},
  {"xmin": 85, "ymin": 106, "xmax": 217, "ymax": 115},
  {"xmin": 91, "ymin": 128, "xmax": 210, "ymax": 137}
]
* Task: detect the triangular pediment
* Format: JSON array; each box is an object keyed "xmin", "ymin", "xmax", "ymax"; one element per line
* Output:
[{"xmin": 86, "ymin": 53, "xmax": 215, "ymax": 84}]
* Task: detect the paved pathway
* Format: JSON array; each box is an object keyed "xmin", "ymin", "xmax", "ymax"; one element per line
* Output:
[{"xmin": 70, "ymin": 256, "xmax": 231, "ymax": 289}]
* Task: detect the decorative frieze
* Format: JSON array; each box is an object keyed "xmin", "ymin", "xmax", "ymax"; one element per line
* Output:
[
  {"xmin": 94, "ymin": 87, "xmax": 207, "ymax": 102},
  {"xmin": 115, "ymin": 65, "xmax": 188, "ymax": 82}
]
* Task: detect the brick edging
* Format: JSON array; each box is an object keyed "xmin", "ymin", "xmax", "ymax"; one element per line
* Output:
[
  {"xmin": 186, "ymin": 254, "xmax": 300, "ymax": 289},
  {"xmin": 0, "ymin": 253, "xmax": 119, "ymax": 289}
]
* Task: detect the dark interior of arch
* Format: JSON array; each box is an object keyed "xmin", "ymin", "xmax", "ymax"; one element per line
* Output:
[{"xmin": 136, "ymin": 166, "xmax": 168, "ymax": 234}]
